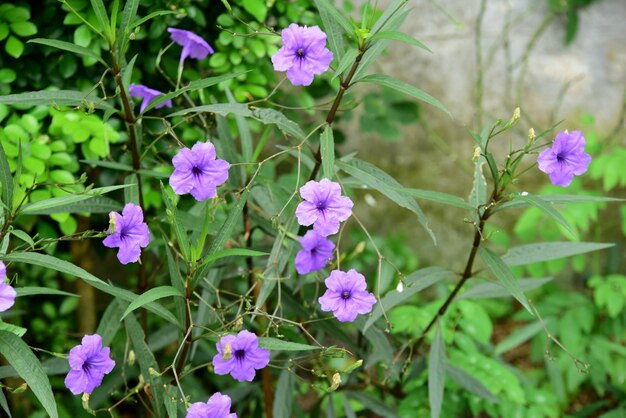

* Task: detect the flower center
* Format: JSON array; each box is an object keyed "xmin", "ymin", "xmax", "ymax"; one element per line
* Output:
[
  {"xmin": 341, "ymin": 291, "xmax": 350, "ymax": 300},
  {"xmin": 316, "ymin": 201, "xmax": 327, "ymax": 211},
  {"xmin": 234, "ymin": 349, "xmax": 246, "ymax": 361},
  {"xmin": 556, "ymin": 153, "xmax": 565, "ymax": 163},
  {"xmin": 192, "ymin": 166, "xmax": 203, "ymax": 176},
  {"xmin": 296, "ymin": 48, "xmax": 305, "ymax": 58}
]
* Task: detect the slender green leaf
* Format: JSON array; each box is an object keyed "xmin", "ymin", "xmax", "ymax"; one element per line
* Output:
[
  {"xmin": 252, "ymin": 108, "xmax": 305, "ymax": 139},
  {"xmin": 320, "ymin": 125, "xmax": 335, "ymax": 179},
  {"xmin": 346, "ymin": 391, "xmax": 400, "ymax": 418},
  {"xmin": 456, "ymin": 277, "xmax": 553, "ymax": 301},
  {"xmin": 258, "ymin": 337, "xmax": 321, "ymax": 351},
  {"xmin": 130, "ymin": 10, "xmax": 177, "ymax": 29},
  {"xmin": 227, "ymin": 87, "xmax": 252, "ymax": 162},
  {"xmin": 0, "ymin": 90, "xmax": 113, "ymax": 110},
  {"xmin": 445, "ymin": 364, "xmax": 497, "ymax": 402},
  {"xmin": 16, "ymin": 287, "xmax": 77, "ymax": 297},
  {"xmin": 273, "ymin": 370, "xmax": 295, "ymax": 418},
  {"xmin": 193, "ymin": 190, "xmax": 249, "ymax": 288},
  {"xmin": 494, "ymin": 193, "xmax": 623, "ymax": 212},
  {"xmin": 313, "ymin": 0, "xmax": 346, "ymax": 59},
  {"xmin": 363, "ymin": 267, "xmax": 452, "ymax": 331},
  {"xmin": 368, "ymin": 31, "xmax": 431, "ymax": 52},
  {"xmin": 119, "ymin": 0, "xmax": 140, "ymax": 37},
  {"xmin": 20, "ymin": 196, "xmax": 121, "ymax": 215},
  {"xmin": 0, "ymin": 322, "xmax": 27, "ymax": 337},
  {"xmin": 146, "ymin": 72, "xmax": 246, "ymax": 111},
  {"xmin": 10, "ymin": 229, "xmax": 34, "ymax": 248},
  {"xmin": 337, "ymin": 159, "xmax": 435, "ymax": 242},
  {"xmin": 2, "ymin": 252, "xmax": 180, "ymax": 326},
  {"xmin": 203, "ymin": 248, "xmax": 268, "ymax": 265},
  {"xmin": 371, "ymin": 0, "xmax": 407, "ymax": 33},
  {"xmin": 124, "ymin": 311, "xmax": 164, "ymax": 417},
  {"xmin": 394, "ymin": 187, "xmax": 473, "ymax": 209},
  {"xmin": 96, "ymin": 300, "xmax": 125, "ymax": 346},
  {"xmin": 479, "ymin": 248, "xmax": 532, "ymax": 314},
  {"xmin": 19, "ymin": 184, "xmax": 129, "ymax": 214},
  {"xmin": 360, "ymin": 74, "xmax": 451, "ymax": 117},
  {"xmin": 332, "ymin": 48, "xmax": 358, "ymax": 80},
  {"xmin": 0, "ymin": 385, "xmax": 11, "ymax": 418},
  {"xmin": 468, "ymin": 158, "xmax": 487, "ymax": 222},
  {"xmin": 161, "ymin": 182, "xmax": 190, "ymax": 262},
  {"xmin": 167, "ymin": 103, "xmax": 252, "ymax": 118},
  {"xmin": 0, "ymin": 142, "xmax": 12, "ymax": 212},
  {"xmin": 28, "ymin": 38, "xmax": 106, "ymax": 65},
  {"xmin": 0, "ymin": 331, "xmax": 58, "ymax": 418},
  {"xmin": 502, "ymin": 242, "xmax": 614, "ymax": 266},
  {"xmin": 312, "ymin": 0, "xmax": 353, "ymax": 34},
  {"xmin": 494, "ymin": 321, "xmax": 546, "ymax": 356},
  {"xmin": 121, "ymin": 286, "xmax": 183, "ymax": 320},
  {"xmin": 429, "ymin": 324, "xmax": 445, "ymax": 418},
  {"xmin": 517, "ymin": 194, "xmax": 577, "ymax": 238},
  {"xmin": 89, "ymin": 0, "xmax": 111, "ymax": 40}
]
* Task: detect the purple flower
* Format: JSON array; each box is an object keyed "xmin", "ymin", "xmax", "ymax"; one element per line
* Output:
[
  {"xmin": 212, "ymin": 330, "xmax": 270, "ymax": 382},
  {"xmin": 103, "ymin": 203, "xmax": 150, "ymax": 264},
  {"xmin": 64, "ymin": 334, "xmax": 115, "ymax": 395},
  {"xmin": 537, "ymin": 130, "xmax": 592, "ymax": 187},
  {"xmin": 295, "ymin": 230, "xmax": 335, "ymax": 275},
  {"xmin": 168, "ymin": 28, "xmax": 214, "ymax": 65},
  {"xmin": 318, "ymin": 269, "xmax": 376, "ymax": 322},
  {"xmin": 129, "ymin": 84, "xmax": 173, "ymax": 113},
  {"xmin": 271, "ymin": 24, "xmax": 333, "ymax": 86},
  {"xmin": 169, "ymin": 141, "xmax": 230, "ymax": 201},
  {"xmin": 295, "ymin": 179, "xmax": 353, "ymax": 236},
  {"xmin": 0, "ymin": 262, "xmax": 16, "ymax": 313},
  {"xmin": 186, "ymin": 392, "xmax": 237, "ymax": 418}
]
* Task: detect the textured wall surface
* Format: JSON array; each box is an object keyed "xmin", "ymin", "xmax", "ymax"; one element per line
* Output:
[{"xmin": 341, "ymin": 0, "xmax": 626, "ymax": 266}]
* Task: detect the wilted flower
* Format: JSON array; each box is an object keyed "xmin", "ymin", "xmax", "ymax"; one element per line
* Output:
[
  {"xmin": 295, "ymin": 230, "xmax": 335, "ymax": 275},
  {"xmin": 0, "ymin": 261, "xmax": 15, "ymax": 312},
  {"xmin": 168, "ymin": 28, "xmax": 214, "ymax": 65},
  {"xmin": 212, "ymin": 330, "xmax": 270, "ymax": 382},
  {"xmin": 129, "ymin": 84, "xmax": 173, "ymax": 113},
  {"xmin": 271, "ymin": 24, "xmax": 333, "ymax": 86},
  {"xmin": 186, "ymin": 392, "xmax": 237, "ymax": 418},
  {"xmin": 318, "ymin": 269, "xmax": 376, "ymax": 322},
  {"xmin": 169, "ymin": 141, "xmax": 230, "ymax": 201},
  {"xmin": 103, "ymin": 203, "xmax": 150, "ymax": 264},
  {"xmin": 537, "ymin": 130, "xmax": 592, "ymax": 187},
  {"xmin": 295, "ymin": 179, "xmax": 353, "ymax": 236},
  {"xmin": 64, "ymin": 334, "xmax": 115, "ymax": 395}
]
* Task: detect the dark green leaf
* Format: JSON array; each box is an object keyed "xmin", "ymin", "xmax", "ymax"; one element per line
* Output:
[
  {"xmin": 203, "ymin": 248, "xmax": 267, "ymax": 265},
  {"xmin": 168, "ymin": 103, "xmax": 252, "ymax": 118},
  {"xmin": 429, "ymin": 324, "xmax": 445, "ymax": 418},
  {"xmin": 226, "ymin": 87, "xmax": 252, "ymax": 162},
  {"xmin": 346, "ymin": 391, "xmax": 399, "ymax": 418},
  {"xmin": 120, "ymin": 0, "xmax": 140, "ymax": 38},
  {"xmin": 0, "ymin": 142, "xmax": 13, "ymax": 212},
  {"xmin": 368, "ymin": 31, "xmax": 431, "ymax": 52},
  {"xmin": 121, "ymin": 286, "xmax": 183, "ymax": 320},
  {"xmin": 360, "ymin": 74, "xmax": 451, "ymax": 117},
  {"xmin": 0, "ymin": 90, "xmax": 113, "ymax": 110},
  {"xmin": 28, "ymin": 38, "xmax": 106, "ymax": 65},
  {"xmin": 16, "ymin": 287, "xmax": 77, "ymax": 297},
  {"xmin": 312, "ymin": 0, "xmax": 346, "ymax": 59},
  {"xmin": 478, "ymin": 248, "xmax": 532, "ymax": 314},
  {"xmin": 312, "ymin": 0, "xmax": 353, "ymax": 35},
  {"xmin": 89, "ymin": 0, "xmax": 111, "ymax": 40},
  {"xmin": 516, "ymin": 194, "xmax": 577, "ymax": 239},
  {"xmin": 273, "ymin": 370, "xmax": 295, "ymax": 417},
  {"xmin": 252, "ymin": 108, "xmax": 305, "ymax": 139},
  {"xmin": 0, "ymin": 331, "xmax": 58, "ymax": 418},
  {"xmin": 258, "ymin": 337, "xmax": 321, "ymax": 351},
  {"xmin": 494, "ymin": 193, "xmax": 623, "ymax": 212},
  {"xmin": 337, "ymin": 158, "xmax": 435, "ymax": 242},
  {"xmin": 456, "ymin": 277, "xmax": 553, "ymax": 301},
  {"xmin": 446, "ymin": 364, "xmax": 497, "ymax": 402},
  {"xmin": 19, "ymin": 185, "xmax": 128, "ymax": 214},
  {"xmin": 502, "ymin": 242, "xmax": 614, "ymax": 266},
  {"xmin": 332, "ymin": 49, "xmax": 358, "ymax": 80},
  {"xmin": 320, "ymin": 125, "xmax": 335, "ymax": 179},
  {"xmin": 394, "ymin": 187, "xmax": 472, "ymax": 209},
  {"xmin": 130, "ymin": 10, "xmax": 177, "ymax": 30}
]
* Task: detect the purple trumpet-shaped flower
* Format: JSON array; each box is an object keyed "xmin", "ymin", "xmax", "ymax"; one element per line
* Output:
[
  {"xmin": 295, "ymin": 179, "xmax": 353, "ymax": 236},
  {"xmin": 537, "ymin": 130, "xmax": 592, "ymax": 187},
  {"xmin": 0, "ymin": 262, "xmax": 15, "ymax": 313},
  {"xmin": 103, "ymin": 203, "xmax": 150, "ymax": 264},
  {"xmin": 318, "ymin": 269, "xmax": 376, "ymax": 322},
  {"xmin": 295, "ymin": 230, "xmax": 335, "ymax": 275},
  {"xmin": 64, "ymin": 334, "xmax": 115, "ymax": 395},
  {"xmin": 169, "ymin": 141, "xmax": 230, "ymax": 201},
  {"xmin": 168, "ymin": 28, "xmax": 214, "ymax": 65},
  {"xmin": 212, "ymin": 330, "xmax": 270, "ymax": 382},
  {"xmin": 129, "ymin": 84, "xmax": 173, "ymax": 113},
  {"xmin": 271, "ymin": 23, "xmax": 333, "ymax": 86},
  {"xmin": 186, "ymin": 392, "xmax": 237, "ymax": 418}
]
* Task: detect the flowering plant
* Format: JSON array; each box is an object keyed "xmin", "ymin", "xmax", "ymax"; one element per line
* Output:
[{"xmin": 0, "ymin": 1, "xmax": 621, "ymax": 418}]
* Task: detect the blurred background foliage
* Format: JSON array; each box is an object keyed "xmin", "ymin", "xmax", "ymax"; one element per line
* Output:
[{"xmin": 0, "ymin": 0, "xmax": 624, "ymax": 417}]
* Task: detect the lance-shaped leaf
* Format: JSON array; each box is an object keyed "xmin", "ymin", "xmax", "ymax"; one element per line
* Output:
[
  {"xmin": 0, "ymin": 90, "xmax": 113, "ymax": 110},
  {"xmin": 479, "ymin": 247, "xmax": 532, "ymax": 314},
  {"xmin": 28, "ymin": 38, "xmax": 106, "ymax": 65},
  {"xmin": 429, "ymin": 324, "xmax": 445, "ymax": 418},
  {"xmin": 320, "ymin": 125, "xmax": 335, "ymax": 179},
  {"xmin": 121, "ymin": 286, "xmax": 183, "ymax": 320},
  {"xmin": 502, "ymin": 242, "xmax": 614, "ymax": 266}
]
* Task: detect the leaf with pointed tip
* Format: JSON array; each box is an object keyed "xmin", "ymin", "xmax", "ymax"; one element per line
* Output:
[{"xmin": 479, "ymin": 248, "xmax": 532, "ymax": 314}]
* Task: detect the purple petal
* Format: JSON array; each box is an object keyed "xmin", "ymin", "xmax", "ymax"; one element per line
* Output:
[
  {"xmin": 295, "ymin": 201, "xmax": 319, "ymax": 227},
  {"xmin": 65, "ymin": 369, "xmax": 89, "ymax": 395},
  {"xmin": 0, "ymin": 282, "xmax": 16, "ymax": 312},
  {"xmin": 0, "ymin": 262, "xmax": 5, "ymax": 280},
  {"xmin": 116, "ymin": 238, "xmax": 142, "ymax": 264}
]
